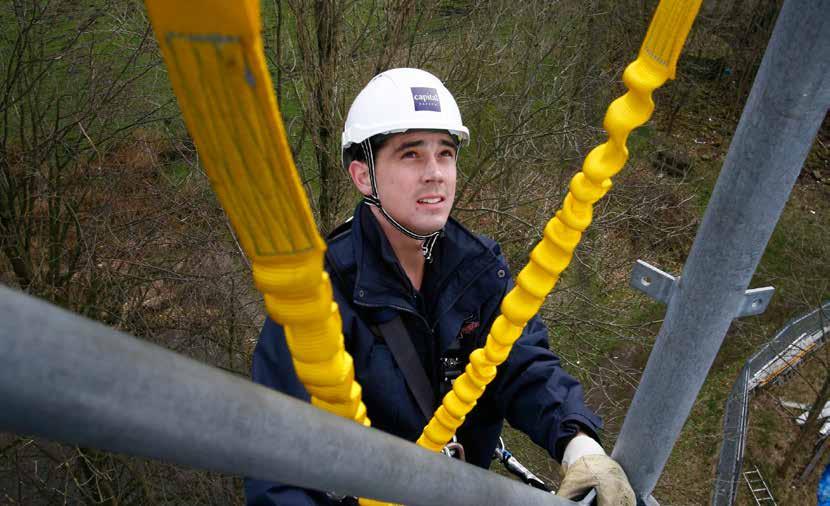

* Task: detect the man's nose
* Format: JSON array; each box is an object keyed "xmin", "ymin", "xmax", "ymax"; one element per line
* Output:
[{"xmin": 423, "ymin": 155, "xmax": 446, "ymax": 182}]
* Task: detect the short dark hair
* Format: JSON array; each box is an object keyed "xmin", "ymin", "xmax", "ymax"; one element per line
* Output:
[{"xmin": 346, "ymin": 133, "xmax": 393, "ymax": 165}]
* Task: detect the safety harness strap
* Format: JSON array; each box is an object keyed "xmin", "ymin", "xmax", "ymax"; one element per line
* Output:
[{"xmin": 373, "ymin": 316, "xmax": 436, "ymax": 421}]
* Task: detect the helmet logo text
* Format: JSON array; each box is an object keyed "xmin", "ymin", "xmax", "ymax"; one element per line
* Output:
[{"xmin": 411, "ymin": 87, "xmax": 441, "ymax": 112}]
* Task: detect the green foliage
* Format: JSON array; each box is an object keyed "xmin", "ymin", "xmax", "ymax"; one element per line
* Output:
[
  {"xmin": 626, "ymin": 125, "xmax": 654, "ymax": 159},
  {"xmin": 161, "ymin": 161, "xmax": 192, "ymax": 187}
]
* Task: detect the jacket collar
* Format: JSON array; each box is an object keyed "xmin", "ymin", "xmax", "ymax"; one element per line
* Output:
[
  {"xmin": 344, "ymin": 203, "xmax": 502, "ymax": 323},
  {"xmin": 351, "ymin": 203, "xmax": 415, "ymax": 311}
]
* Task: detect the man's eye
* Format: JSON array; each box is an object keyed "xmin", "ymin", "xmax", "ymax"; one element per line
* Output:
[
  {"xmin": 441, "ymin": 150, "xmax": 456, "ymax": 158},
  {"xmin": 402, "ymin": 151, "xmax": 418, "ymax": 159}
]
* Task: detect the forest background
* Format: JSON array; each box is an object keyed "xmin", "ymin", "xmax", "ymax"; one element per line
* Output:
[{"xmin": 1, "ymin": 0, "xmax": 828, "ymax": 504}]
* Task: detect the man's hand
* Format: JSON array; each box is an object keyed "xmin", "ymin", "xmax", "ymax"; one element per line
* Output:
[{"xmin": 556, "ymin": 434, "xmax": 635, "ymax": 506}]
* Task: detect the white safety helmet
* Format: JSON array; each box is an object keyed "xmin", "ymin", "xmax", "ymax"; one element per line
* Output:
[
  {"xmin": 342, "ymin": 68, "xmax": 470, "ymax": 170},
  {"xmin": 341, "ymin": 68, "xmax": 470, "ymax": 261}
]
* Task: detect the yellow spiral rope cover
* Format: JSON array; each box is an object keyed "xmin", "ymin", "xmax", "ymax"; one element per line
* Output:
[
  {"xmin": 144, "ymin": 0, "xmax": 369, "ymax": 428},
  {"xmin": 416, "ymin": 0, "xmax": 702, "ymax": 453}
]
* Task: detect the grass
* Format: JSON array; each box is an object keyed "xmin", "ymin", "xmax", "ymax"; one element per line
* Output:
[{"xmin": 161, "ymin": 160, "xmax": 192, "ymax": 187}]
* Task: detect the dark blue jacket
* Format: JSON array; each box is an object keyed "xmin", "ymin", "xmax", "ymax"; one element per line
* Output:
[{"xmin": 245, "ymin": 203, "xmax": 601, "ymax": 505}]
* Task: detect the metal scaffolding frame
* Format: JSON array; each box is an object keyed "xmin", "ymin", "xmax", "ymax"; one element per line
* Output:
[{"xmin": 713, "ymin": 302, "xmax": 830, "ymax": 505}]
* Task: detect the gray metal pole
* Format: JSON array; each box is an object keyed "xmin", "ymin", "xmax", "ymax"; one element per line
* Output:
[
  {"xmin": 612, "ymin": 0, "xmax": 830, "ymax": 498},
  {"xmin": 0, "ymin": 285, "xmax": 573, "ymax": 506}
]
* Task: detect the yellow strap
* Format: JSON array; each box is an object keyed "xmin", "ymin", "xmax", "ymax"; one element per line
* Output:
[
  {"xmin": 144, "ymin": 0, "xmax": 369, "ymax": 430},
  {"xmin": 416, "ymin": 0, "xmax": 702, "ymax": 453}
]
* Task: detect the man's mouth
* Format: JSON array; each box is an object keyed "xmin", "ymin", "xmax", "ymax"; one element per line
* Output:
[{"xmin": 417, "ymin": 196, "xmax": 444, "ymax": 204}]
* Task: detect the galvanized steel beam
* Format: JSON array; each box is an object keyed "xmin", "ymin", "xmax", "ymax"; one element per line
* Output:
[
  {"xmin": 0, "ymin": 285, "xmax": 577, "ymax": 506},
  {"xmin": 612, "ymin": 0, "xmax": 830, "ymax": 498}
]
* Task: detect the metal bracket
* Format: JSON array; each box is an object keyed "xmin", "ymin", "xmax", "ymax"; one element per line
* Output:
[
  {"xmin": 737, "ymin": 287, "xmax": 776, "ymax": 317},
  {"xmin": 629, "ymin": 259, "xmax": 775, "ymax": 318},
  {"xmin": 630, "ymin": 260, "xmax": 676, "ymax": 305}
]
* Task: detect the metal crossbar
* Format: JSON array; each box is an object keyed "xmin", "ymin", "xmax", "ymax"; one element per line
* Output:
[{"xmin": 0, "ymin": 285, "xmax": 580, "ymax": 506}]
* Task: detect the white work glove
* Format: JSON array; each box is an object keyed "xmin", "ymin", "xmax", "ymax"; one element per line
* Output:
[{"xmin": 556, "ymin": 434, "xmax": 636, "ymax": 506}]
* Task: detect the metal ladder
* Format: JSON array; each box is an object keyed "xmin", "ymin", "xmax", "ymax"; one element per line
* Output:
[{"xmin": 742, "ymin": 465, "xmax": 777, "ymax": 505}]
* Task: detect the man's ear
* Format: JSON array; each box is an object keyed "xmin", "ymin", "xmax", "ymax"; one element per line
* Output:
[{"xmin": 348, "ymin": 160, "xmax": 373, "ymax": 196}]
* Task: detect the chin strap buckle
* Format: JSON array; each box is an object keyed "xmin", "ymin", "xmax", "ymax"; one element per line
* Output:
[{"xmin": 420, "ymin": 233, "xmax": 439, "ymax": 261}]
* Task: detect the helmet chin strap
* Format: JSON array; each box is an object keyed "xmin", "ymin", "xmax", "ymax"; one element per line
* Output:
[{"xmin": 361, "ymin": 139, "xmax": 441, "ymax": 262}]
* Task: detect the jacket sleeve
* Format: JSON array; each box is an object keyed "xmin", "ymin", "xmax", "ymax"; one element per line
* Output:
[
  {"xmin": 484, "ymin": 267, "xmax": 603, "ymax": 462},
  {"xmin": 243, "ymin": 318, "xmax": 337, "ymax": 506}
]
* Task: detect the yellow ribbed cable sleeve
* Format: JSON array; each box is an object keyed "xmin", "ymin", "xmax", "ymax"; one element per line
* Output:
[
  {"xmin": 144, "ymin": 0, "xmax": 369, "ymax": 428},
  {"xmin": 416, "ymin": 0, "xmax": 702, "ymax": 453}
]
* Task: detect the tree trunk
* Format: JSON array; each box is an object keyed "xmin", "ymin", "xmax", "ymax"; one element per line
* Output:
[
  {"xmin": 289, "ymin": 0, "xmax": 342, "ymax": 234},
  {"xmin": 778, "ymin": 361, "xmax": 830, "ymax": 495}
]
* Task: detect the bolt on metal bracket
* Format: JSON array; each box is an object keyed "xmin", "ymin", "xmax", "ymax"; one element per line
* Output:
[
  {"xmin": 629, "ymin": 259, "xmax": 775, "ymax": 318},
  {"xmin": 630, "ymin": 260, "xmax": 676, "ymax": 305}
]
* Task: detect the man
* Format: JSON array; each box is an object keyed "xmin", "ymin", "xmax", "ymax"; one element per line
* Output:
[{"xmin": 245, "ymin": 68, "xmax": 635, "ymax": 506}]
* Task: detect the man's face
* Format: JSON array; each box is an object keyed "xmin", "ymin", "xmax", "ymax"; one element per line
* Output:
[{"xmin": 369, "ymin": 131, "xmax": 457, "ymax": 235}]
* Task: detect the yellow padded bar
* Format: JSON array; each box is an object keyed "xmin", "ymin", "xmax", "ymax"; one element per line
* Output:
[
  {"xmin": 144, "ymin": 0, "xmax": 369, "ymax": 428},
  {"xmin": 416, "ymin": 0, "xmax": 703, "ymax": 452}
]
